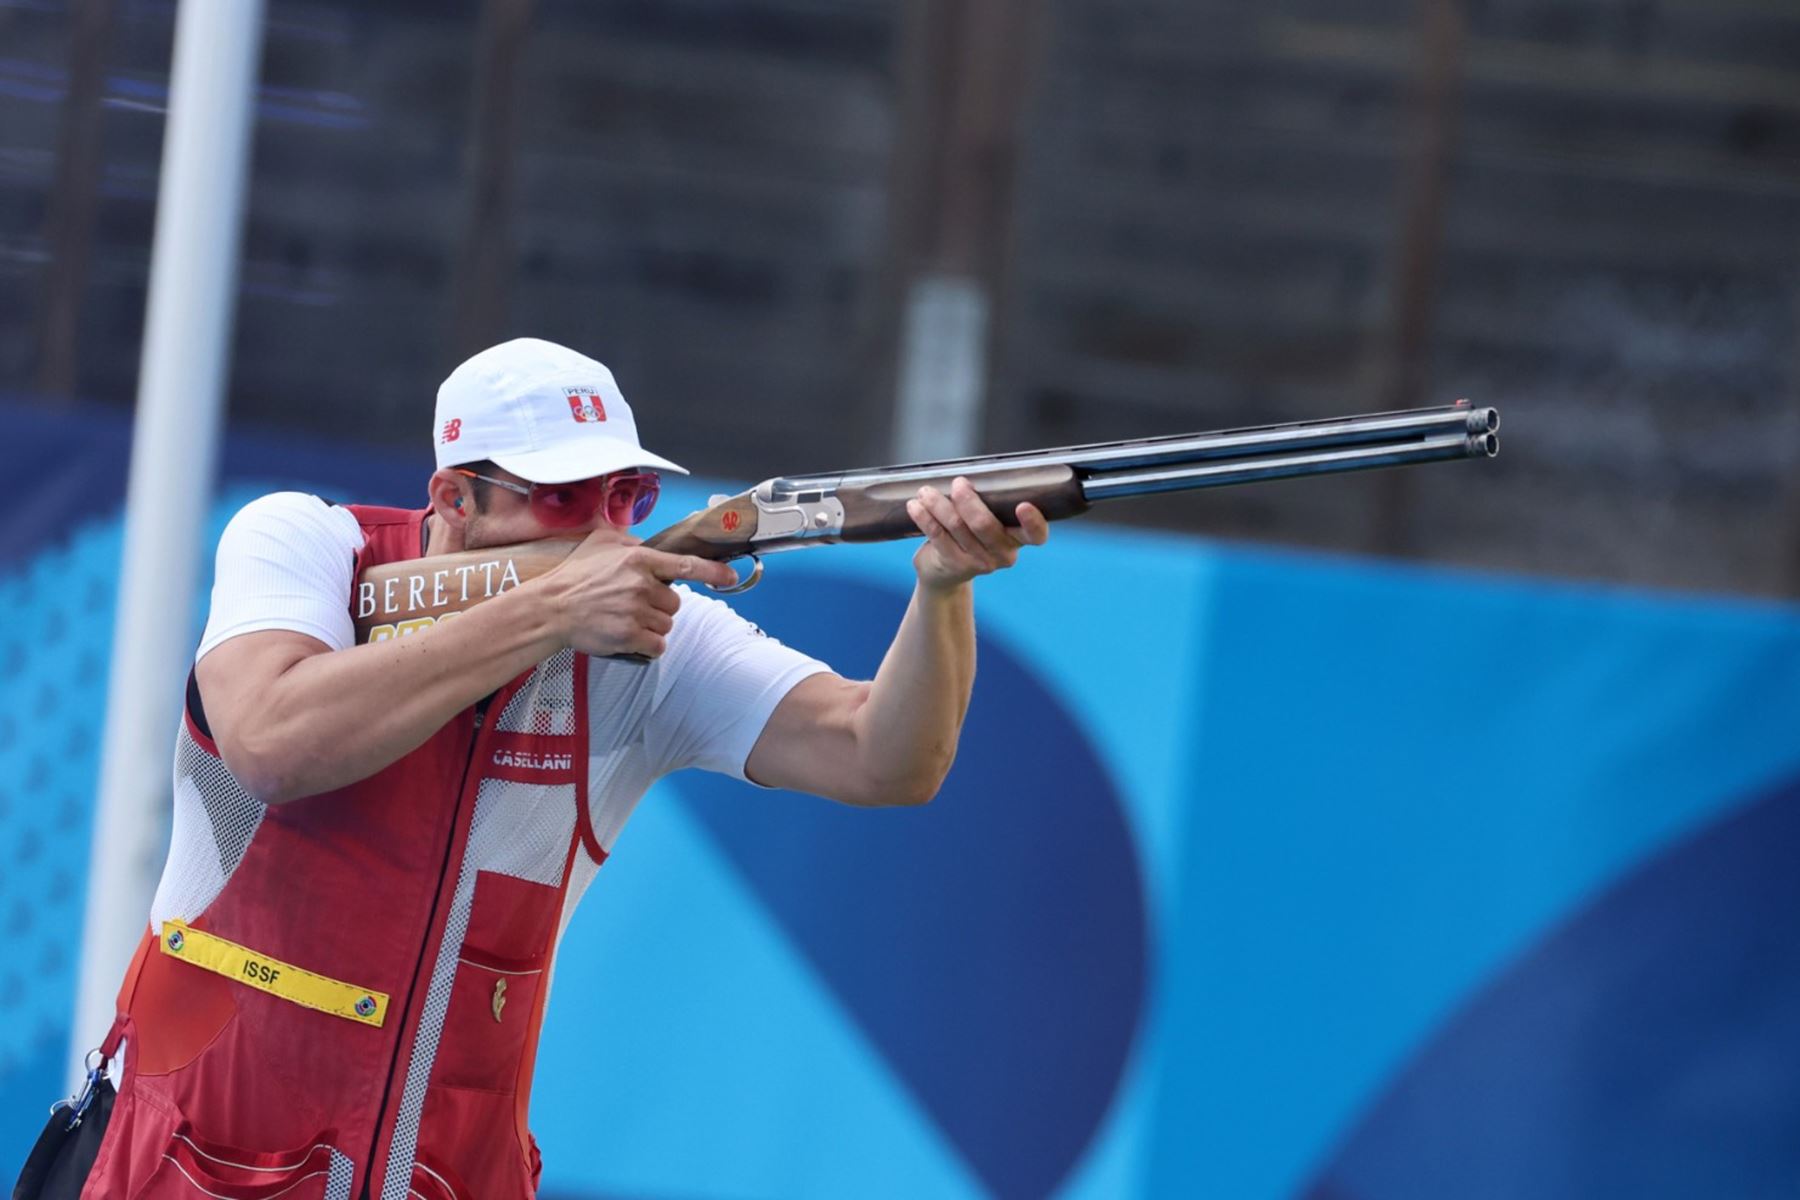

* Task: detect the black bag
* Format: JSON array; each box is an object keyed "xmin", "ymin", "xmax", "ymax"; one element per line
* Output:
[{"xmin": 11, "ymin": 1059, "xmax": 115, "ymax": 1200}]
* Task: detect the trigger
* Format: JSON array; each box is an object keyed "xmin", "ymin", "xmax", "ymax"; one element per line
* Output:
[{"xmin": 708, "ymin": 555, "xmax": 763, "ymax": 596}]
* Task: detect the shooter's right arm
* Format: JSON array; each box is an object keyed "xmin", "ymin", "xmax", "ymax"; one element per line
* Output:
[
  {"xmin": 197, "ymin": 531, "xmax": 735, "ymax": 805},
  {"xmin": 196, "ymin": 585, "xmax": 563, "ymax": 804}
]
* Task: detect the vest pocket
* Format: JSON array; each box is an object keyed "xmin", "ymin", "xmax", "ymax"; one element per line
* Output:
[
  {"xmin": 413, "ymin": 869, "xmax": 555, "ymax": 1196},
  {"xmin": 417, "ymin": 1085, "xmax": 535, "ymax": 1199},
  {"xmin": 435, "ymin": 868, "xmax": 557, "ymax": 1094},
  {"xmin": 431, "ymin": 946, "xmax": 544, "ymax": 1091},
  {"xmin": 130, "ymin": 1122, "xmax": 341, "ymax": 1199},
  {"xmin": 407, "ymin": 1155, "xmax": 472, "ymax": 1200}
]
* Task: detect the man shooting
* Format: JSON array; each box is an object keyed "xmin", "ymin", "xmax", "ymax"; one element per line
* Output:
[{"xmin": 82, "ymin": 338, "xmax": 1048, "ymax": 1200}]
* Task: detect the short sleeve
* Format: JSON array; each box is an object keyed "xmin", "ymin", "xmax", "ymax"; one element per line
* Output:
[
  {"xmin": 648, "ymin": 586, "xmax": 833, "ymax": 783},
  {"xmin": 196, "ymin": 493, "xmax": 367, "ymax": 662}
]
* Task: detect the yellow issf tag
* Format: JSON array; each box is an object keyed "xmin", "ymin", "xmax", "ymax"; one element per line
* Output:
[{"xmin": 159, "ymin": 920, "xmax": 389, "ymax": 1027}]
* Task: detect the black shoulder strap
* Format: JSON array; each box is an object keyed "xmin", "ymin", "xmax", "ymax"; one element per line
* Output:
[{"xmin": 185, "ymin": 667, "xmax": 212, "ymax": 740}]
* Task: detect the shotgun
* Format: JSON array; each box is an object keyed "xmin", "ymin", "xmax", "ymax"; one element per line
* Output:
[{"xmin": 354, "ymin": 401, "xmax": 1499, "ymax": 643}]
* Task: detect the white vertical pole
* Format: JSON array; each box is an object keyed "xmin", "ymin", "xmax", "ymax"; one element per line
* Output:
[
  {"xmin": 892, "ymin": 273, "xmax": 990, "ymax": 463},
  {"xmin": 68, "ymin": 0, "xmax": 266, "ymax": 1087}
]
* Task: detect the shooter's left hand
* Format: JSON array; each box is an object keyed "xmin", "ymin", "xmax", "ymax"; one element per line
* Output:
[{"xmin": 906, "ymin": 476, "xmax": 1050, "ymax": 592}]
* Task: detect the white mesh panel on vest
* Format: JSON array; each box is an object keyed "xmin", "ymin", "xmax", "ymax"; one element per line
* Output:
[
  {"xmin": 381, "ymin": 772, "xmax": 578, "ymax": 1200},
  {"xmin": 467, "ymin": 778, "xmax": 578, "ymax": 887},
  {"xmin": 151, "ymin": 723, "xmax": 268, "ymax": 927},
  {"xmin": 496, "ymin": 648, "xmax": 576, "ymax": 735},
  {"xmin": 382, "ymin": 651, "xmax": 583, "ymax": 1200},
  {"xmin": 325, "ymin": 1149, "xmax": 354, "ymax": 1200}
]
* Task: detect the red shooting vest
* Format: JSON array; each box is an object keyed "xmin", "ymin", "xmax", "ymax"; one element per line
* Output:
[{"xmin": 85, "ymin": 505, "xmax": 605, "ymax": 1200}]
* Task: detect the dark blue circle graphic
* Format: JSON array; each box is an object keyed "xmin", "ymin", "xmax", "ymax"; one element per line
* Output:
[
  {"xmin": 1306, "ymin": 775, "xmax": 1800, "ymax": 1200},
  {"xmin": 671, "ymin": 572, "xmax": 1150, "ymax": 1199}
]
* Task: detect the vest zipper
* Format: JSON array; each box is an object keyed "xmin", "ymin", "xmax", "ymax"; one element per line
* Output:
[{"xmin": 358, "ymin": 703, "xmax": 486, "ymax": 1198}]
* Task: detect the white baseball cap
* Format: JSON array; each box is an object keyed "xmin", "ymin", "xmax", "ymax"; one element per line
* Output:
[{"xmin": 433, "ymin": 337, "xmax": 687, "ymax": 483}]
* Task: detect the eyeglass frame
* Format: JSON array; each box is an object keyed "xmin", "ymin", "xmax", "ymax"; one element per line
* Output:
[{"xmin": 450, "ymin": 466, "xmax": 661, "ymax": 528}]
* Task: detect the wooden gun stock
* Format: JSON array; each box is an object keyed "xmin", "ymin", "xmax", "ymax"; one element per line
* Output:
[{"xmin": 352, "ymin": 541, "xmax": 576, "ymax": 643}]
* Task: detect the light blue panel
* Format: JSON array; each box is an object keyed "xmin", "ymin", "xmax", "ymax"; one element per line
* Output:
[
  {"xmin": 0, "ymin": 516, "xmax": 124, "ymax": 1174},
  {"xmin": 1146, "ymin": 550, "xmax": 1800, "ymax": 1200},
  {"xmin": 534, "ymin": 785, "xmax": 987, "ymax": 1200}
]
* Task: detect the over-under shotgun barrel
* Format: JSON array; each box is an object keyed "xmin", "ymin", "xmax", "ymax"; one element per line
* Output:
[{"xmin": 352, "ymin": 401, "xmax": 1499, "ymax": 641}]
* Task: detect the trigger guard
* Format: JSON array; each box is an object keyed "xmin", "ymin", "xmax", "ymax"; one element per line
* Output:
[{"xmin": 708, "ymin": 555, "xmax": 763, "ymax": 595}]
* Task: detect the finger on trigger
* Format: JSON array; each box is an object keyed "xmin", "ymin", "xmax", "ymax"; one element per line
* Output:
[{"xmin": 649, "ymin": 549, "xmax": 736, "ymax": 588}]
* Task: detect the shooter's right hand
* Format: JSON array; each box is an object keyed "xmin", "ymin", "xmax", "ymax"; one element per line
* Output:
[{"xmin": 539, "ymin": 528, "xmax": 740, "ymax": 659}]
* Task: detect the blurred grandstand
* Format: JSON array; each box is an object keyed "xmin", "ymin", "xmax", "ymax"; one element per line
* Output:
[{"xmin": 4, "ymin": 0, "xmax": 1798, "ymax": 591}]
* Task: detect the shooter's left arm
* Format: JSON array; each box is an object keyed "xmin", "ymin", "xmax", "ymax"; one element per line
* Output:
[{"xmin": 745, "ymin": 477, "xmax": 1049, "ymax": 807}]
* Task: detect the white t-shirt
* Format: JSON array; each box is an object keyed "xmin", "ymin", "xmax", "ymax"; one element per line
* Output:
[{"xmin": 196, "ymin": 492, "xmax": 832, "ymax": 811}]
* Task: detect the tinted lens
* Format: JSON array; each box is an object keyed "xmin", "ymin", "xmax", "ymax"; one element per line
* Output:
[
  {"xmin": 528, "ymin": 479, "xmax": 605, "ymax": 528},
  {"xmin": 605, "ymin": 473, "xmax": 660, "ymax": 527}
]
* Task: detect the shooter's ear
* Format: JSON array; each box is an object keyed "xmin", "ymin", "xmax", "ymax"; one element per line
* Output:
[{"xmin": 427, "ymin": 468, "xmax": 475, "ymax": 528}]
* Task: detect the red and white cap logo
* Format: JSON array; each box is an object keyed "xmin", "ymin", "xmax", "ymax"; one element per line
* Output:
[{"xmin": 565, "ymin": 389, "xmax": 606, "ymax": 424}]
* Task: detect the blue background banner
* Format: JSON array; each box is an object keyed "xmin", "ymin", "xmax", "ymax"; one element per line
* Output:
[{"xmin": 3, "ymin": 400, "xmax": 1798, "ymax": 1198}]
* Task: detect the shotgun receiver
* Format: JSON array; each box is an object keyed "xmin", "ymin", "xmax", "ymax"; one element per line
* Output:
[{"xmin": 353, "ymin": 401, "xmax": 1499, "ymax": 643}]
